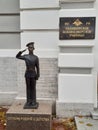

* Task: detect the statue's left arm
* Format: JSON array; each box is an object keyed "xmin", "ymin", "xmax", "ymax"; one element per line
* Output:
[{"xmin": 35, "ymin": 57, "xmax": 40, "ymax": 80}]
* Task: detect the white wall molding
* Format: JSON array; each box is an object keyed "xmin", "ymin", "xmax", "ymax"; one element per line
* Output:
[
  {"xmin": 20, "ymin": 0, "xmax": 59, "ymax": 9},
  {"xmin": 58, "ymin": 74, "xmax": 94, "ymax": 103},
  {"xmin": 59, "ymin": 9, "xmax": 96, "ymax": 17},
  {"xmin": 59, "ymin": 0, "xmax": 96, "ymax": 3},
  {"xmin": 21, "ymin": 29, "xmax": 59, "ymax": 32},
  {"xmin": 0, "ymin": 49, "xmax": 19, "ymax": 57},
  {"xmin": 58, "ymin": 53, "xmax": 94, "ymax": 68},
  {"xmin": 20, "ymin": 7, "xmax": 60, "ymax": 11},
  {"xmin": 58, "ymin": 40, "xmax": 95, "ymax": 47},
  {"xmin": 20, "ymin": 10, "xmax": 59, "ymax": 30}
]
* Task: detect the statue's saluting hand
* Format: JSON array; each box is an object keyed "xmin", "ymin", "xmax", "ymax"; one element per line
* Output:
[{"xmin": 21, "ymin": 48, "xmax": 27, "ymax": 53}]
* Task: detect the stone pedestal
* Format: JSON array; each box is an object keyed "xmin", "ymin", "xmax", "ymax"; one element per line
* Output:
[{"xmin": 6, "ymin": 100, "xmax": 52, "ymax": 130}]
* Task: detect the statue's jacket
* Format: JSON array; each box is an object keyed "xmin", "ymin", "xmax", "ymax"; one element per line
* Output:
[{"xmin": 16, "ymin": 51, "xmax": 40, "ymax": 79}]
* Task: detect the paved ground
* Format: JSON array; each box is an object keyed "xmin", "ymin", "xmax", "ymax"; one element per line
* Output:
[
  {"xmin": 52, "ymin": 117, "xmax": 76, "ymax": 130},
  {"xmin": 75, "ymin": 116, "xmax": 98, "ymax": 130},
  {"xmin": 1, "ymin": 106, "xmax": 98, "ymax": 130},
  {"xmin": 0, "ymin": 106, "xmax": 76, "ymax": 130}
]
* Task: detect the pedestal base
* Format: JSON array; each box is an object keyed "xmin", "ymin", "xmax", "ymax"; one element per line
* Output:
[
  {"xmin": 24, "ymin": 102, "xmax": 39, "ymax": 109},
  {"xmin": 6, "ymin": 100, "xmax": 52, "ymax": 130}
]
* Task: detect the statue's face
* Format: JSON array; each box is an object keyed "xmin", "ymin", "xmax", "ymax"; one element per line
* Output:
[{"xmin": 28, "ymin": 44, "xmax": 34, "ymax": 52}]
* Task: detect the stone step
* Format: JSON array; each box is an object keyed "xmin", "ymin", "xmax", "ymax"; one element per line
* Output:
[
  {"xmin": 75, "ymin": 116, "xmax": 98, "ymax": 130},
  {"xmin": 0, "ymin": 92, "xmax": 17, "ymax": 105},
  {"xmin": 91, "ymin": 108, "xmax": 98, "ymax": 119}
]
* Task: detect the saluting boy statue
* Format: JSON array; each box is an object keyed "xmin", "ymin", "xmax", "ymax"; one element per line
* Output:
[{"xmin": 16, "ymin": 42, "xmax": 40, "ymax": 109}]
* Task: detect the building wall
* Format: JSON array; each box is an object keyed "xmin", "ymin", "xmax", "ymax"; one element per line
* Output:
[
  {"xmin": 19, "ymin": 0, "xmax": 59, "ymax": 102},
  {"xmin": 17, "ymin": 58, "xmax": 58, "ymax": 99},
  {"xmin": 0, "ymin": 0, "xmax": 20, "ymax": 49},
  {"xmin": 20, "ymin": 1, "xmax": 59, "ymax": 58},
  {"xmin": 0, "ymin": 58, "xmax": 17, "ymax": 105},
  {"xmin": 0, "ymin": 0, "xmax": 59, "ymax": 105},
  {"xmin": 0, "ymin": 0, "xmax": 20, "ymax": 105},
  {"xmin": 0, "ymin": 0, "xmax": 98, "ymax": 118},
  {"xmin": 56, "ymin": 0, "xmax": 98, "ymax": 117}
]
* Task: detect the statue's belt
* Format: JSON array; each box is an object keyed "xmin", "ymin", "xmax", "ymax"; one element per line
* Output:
[{"xmin": 26, "ymin": 68, "xmax": 34, "ymax": 71}]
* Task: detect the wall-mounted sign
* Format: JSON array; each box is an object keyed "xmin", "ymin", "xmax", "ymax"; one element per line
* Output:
[{"xmin": 59, "ymin": 17, "xmax": 96, "ymax": 40}]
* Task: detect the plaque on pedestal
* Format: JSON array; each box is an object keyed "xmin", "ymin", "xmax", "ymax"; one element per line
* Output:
[{"xmin": 6, "ymin": 100, "xmax": 52, "ymax": 130}]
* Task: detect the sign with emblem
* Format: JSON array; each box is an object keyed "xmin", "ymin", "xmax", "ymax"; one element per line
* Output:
[{"xmin": 59, "ymin": 17, "xmax": 96, "ymax": 40}]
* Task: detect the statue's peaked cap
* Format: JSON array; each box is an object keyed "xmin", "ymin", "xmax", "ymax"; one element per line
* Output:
[{"xmin": 26, "ymin": 42, "xmax": 34, "ymax": 47}]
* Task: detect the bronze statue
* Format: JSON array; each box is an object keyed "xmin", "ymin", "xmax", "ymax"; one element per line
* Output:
[{"xmin": 16, "ymin": 42, "xmax": 40, "ymax": 109}]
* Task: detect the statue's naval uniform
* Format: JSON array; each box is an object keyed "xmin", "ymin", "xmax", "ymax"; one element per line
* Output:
[{"xmin": 16, "ymin": 43, "xmax": 40, "ymax": 108}]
